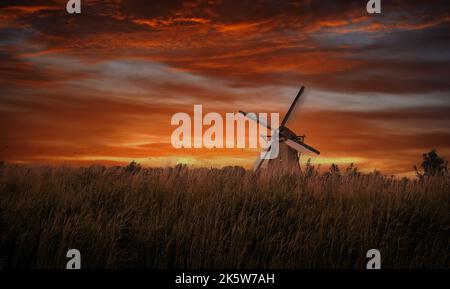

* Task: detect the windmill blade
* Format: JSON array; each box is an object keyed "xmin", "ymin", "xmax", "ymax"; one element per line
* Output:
[
  {"xmin": 280, "ymin": 86, "xmax": 305, "ymax": 127},
  {"xmin": 253, "ymin": 146, "xmax": 271, "ymax": 172},
  {"xmin": 284, "ymin": 138, "xmax": 320, "ymax": 155},
  {"xmin": 239, "ymin": 110, "xmax": 272, "ymax": 130}
]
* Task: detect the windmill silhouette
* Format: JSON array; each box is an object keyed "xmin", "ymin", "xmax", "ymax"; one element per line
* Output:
[{"xmin": 239, "ymin": 86, "xmax": 320, "ymax": 173}]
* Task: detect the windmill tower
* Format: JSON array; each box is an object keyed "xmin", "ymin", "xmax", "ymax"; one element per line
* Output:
[{"xmin": 239, "ymin": 86, "xmax": 320, "ymax": 173}]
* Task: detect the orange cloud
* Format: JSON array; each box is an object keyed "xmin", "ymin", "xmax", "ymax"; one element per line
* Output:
[{"xmin": 1, "ymin": 0, "xmax": 449, "ymax": 175}]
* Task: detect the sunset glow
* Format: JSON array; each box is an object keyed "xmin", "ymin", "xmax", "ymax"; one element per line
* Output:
[{"xmin": 1, "ymin": 0, "xmax": 449, "ymax": 176}]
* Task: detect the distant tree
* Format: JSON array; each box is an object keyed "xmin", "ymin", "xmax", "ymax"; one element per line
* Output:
[
  {"xmin": 125, "ymin": 161, "xmax": 141, "ymax": 173},
  {"xmin": 368, "ymin": 169, "xmax": 382, "ymax": 178},
  {"xmin": 324, "ymin": 163, "xmax": 341, "ymax": 178},
  {"xmin": 414, "ymin": 149, "xmax": 448, "ymax": 178},
  {"xmin": 345, "ymin": 163, "xmax": 359, "ymax": 177},
  {"xmin": 329, "ymin": 164, "xmax": 340, "ymax": 175}
]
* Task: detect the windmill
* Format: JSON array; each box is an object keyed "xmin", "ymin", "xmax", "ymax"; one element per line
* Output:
[{"xmin": 239, "ymin": 86, "xmax": 320, "ymax": 173}]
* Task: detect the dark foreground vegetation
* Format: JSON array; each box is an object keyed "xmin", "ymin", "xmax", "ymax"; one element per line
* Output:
[{"xmin": 0, "ymin": 161, "xmax": 449, "ymax": 269}]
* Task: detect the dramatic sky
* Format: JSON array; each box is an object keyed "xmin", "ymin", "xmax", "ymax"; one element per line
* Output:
[{"xmin": 1, "ymin": 0, "xmax": 449, "ymax": 176}]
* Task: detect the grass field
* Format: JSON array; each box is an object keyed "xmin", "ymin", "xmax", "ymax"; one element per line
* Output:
[{"xmin": 0, "ymin": 163, "xmax": 449, "ymax": 269}]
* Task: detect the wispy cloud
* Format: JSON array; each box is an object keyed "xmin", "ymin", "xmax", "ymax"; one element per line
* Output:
[{"xmin": 0, "ymin": 0, "xmax": 449, "ymax": 174}]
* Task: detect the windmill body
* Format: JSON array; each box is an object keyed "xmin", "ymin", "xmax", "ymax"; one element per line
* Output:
[
  {"xmin": 239, "ymin": 86, "xmax": 320, "ymax": 173},
  {"xmin": 267, "ymin": 128, "xmax": 301, "ymax": 173}
]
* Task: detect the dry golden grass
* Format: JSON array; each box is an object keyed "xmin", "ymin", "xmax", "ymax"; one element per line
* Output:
[{"xmin": 0, "ymin": 163, "xmax": 449, "ymax": 269}]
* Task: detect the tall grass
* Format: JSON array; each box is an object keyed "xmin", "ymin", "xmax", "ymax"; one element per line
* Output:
[{"xmin": 0, "ymin": 163, "xmax": 449, "ymax": 269}]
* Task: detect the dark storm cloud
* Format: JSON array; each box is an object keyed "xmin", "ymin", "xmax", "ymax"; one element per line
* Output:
[
  {"xmin": 119, "ymin": 0, "xmax": 185, "ymax": 19},
  {"xmin": 2, "ymin": 0, "xmax": 449, "ymax": 95}
]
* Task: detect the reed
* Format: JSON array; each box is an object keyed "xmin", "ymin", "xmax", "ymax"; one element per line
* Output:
[{"xmin": 0, "ymin": 163, "xmax": 448, "ymax": 269}]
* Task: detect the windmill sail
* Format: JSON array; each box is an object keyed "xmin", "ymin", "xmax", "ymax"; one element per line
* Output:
[{"xmin": 239, "ymin": 85, "xmax": 320, "ymax": 172}]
